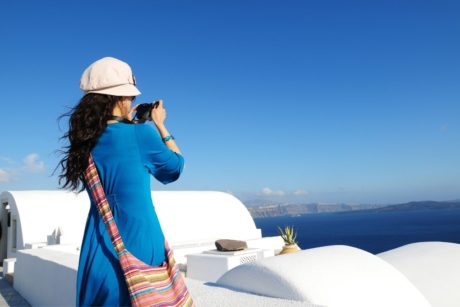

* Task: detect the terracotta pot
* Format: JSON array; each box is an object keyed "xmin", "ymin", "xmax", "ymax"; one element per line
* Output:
[{"xmin": 279, "ymin": 243, "xmax": 301, "ymax": 255}]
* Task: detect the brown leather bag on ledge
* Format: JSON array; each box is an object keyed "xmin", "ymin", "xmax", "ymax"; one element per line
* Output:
[{"xmin": 215, "ymin": 239, "xmax": 248, "ymax": 251}]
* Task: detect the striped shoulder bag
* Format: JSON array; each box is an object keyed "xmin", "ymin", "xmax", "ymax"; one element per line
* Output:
[{"xmin": 84, "ymin": 154, "xmax": 195, "ymax": 307}]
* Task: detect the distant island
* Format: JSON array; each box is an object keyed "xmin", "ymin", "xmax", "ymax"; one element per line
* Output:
[
  {"xmin": 358, "ymin": 200, "xmax": 460, "ymax": 213},
  {"xmin": 245, "ymin": 200, "xmax": 460, "ymax": 219}
]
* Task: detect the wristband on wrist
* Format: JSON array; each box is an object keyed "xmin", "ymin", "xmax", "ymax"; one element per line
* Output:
[{"xmin": 162, "ymin": 135, "xmax": 175, "ymax": 142}]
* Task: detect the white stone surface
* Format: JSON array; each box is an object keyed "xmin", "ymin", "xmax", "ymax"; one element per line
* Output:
[
  {"xmin": 186, "ymin": 248, "xmax": 265, "ymax": 282},
  {"xmin": 216, "ymin": 245, "xmax": 432, "ymax": 307},
  {"xmin": 14, "ymin": 248, "xmax": 78, "ymax": 306},
  {"xmin": 2, "ymin": 258, "xmax": 16, "ymax": 275},
  {"xmin": 40, "ymin": 243, "xmax": 80, "ymax": 255},
  {"xmin": 378, "ymin": 241, "xmax": 460, "ymax": 307},
  {"xmin": 246, "ymin": 235, "xmax": 285, "ymax": 253},
  {"xmin": 184, "ymin": 278, "xmax": 325, "ymax": 307}
]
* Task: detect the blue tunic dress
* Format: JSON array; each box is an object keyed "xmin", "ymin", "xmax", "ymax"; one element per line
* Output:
[{"xmin": 76, "ymin": 122, "xmax": 184, "ymax": 306}]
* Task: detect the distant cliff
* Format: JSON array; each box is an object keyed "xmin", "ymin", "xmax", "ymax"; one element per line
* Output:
[
  {"xmin": 246, "ymin": 200, "xmax": 460, "ymax": 218},
  {"xmin": 360, "ymin": 200, "xmax": 460, "ymax": 213},
  {"xmin": 246, "ymin": 203, "xmax": 385, "ymax": 218}
]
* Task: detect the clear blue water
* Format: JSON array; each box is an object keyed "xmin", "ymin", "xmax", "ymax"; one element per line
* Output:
[{"xmin": 253, "ymin": 208, "xmax": 460, "ymax": 254}]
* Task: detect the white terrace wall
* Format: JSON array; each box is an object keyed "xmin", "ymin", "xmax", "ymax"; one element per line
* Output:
[
  {"xmin": 0, "ymin": 190, "xmax": 263, "ymax": 262},
  {"xmin": 153, "ymin": 191, "xmax": 262, "ymax": 246},
  {"xmin": 0, "ymin": 191, "xmax": 89, "ymax": 259}
]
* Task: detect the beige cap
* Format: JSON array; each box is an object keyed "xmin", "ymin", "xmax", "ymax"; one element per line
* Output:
[{"xmin": 80, "ymin": 57, "xmax": 141, "ymax": 96}]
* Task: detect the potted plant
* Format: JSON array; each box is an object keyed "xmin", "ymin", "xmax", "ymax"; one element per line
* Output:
[{"xmin": 277, "ymin": 225, "xmax": 301, "ymax": 254}]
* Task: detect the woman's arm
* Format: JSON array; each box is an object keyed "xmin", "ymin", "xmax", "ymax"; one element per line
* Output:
[
  {"xmin": 150, "ymin": 100, "xmax": 182, "ymax": 155},
  {"xmin": 154, "ymin": 123, "xmax": 181, "ymax": 155},
  {"xmin": 134, "ymin": 124, "xmax": 184, "ymax": 184}
]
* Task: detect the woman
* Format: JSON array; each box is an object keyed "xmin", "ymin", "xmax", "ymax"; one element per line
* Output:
[{"xmin": 57, "ymin": 57, "xmax": 184, "ymax": 306}]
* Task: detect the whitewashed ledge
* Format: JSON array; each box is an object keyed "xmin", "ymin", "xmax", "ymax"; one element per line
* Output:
[
  {"xmin": 13, "ymin": 246, "xmax": 323, "ymax": 307},
  {"xmin": 184, "ymin": 278, "xmax": 324, "ymax": 307}
]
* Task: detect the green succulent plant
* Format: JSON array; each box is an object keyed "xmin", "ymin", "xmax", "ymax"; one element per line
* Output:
[{"xmin": 277, "ymin": 225, "xmax": 298, "ymax": 245}]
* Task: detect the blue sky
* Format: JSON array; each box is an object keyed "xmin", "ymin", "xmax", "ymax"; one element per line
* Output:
[{"xmin": 0, "ymin": 1, "xmax": 459, "ymax": 204}]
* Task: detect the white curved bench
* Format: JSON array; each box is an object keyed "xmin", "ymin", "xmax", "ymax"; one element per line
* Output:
[
  {"xmin": 216, "ymin": 245, "xmax": 431, "ymax": 307},
  {"xmin": 379, "ymin": 242, "xmax": 460, "ymax": 307}
]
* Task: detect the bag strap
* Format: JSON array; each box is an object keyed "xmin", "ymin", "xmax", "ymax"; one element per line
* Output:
[{"xmin": 83, "ymin": 153, "xmax": 126, "ymax": 256}]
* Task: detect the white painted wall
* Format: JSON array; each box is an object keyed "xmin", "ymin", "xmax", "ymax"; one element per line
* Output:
[
  {"xmin": 14, "ymin": 248, "xmax": 79, "ymax": 306},
  {"xmin": 0, "ymin": 190, "xmax": 267, "ymax": 261},
  {"xmin": 152, "ymin": 191, "xmax": 262, "ymax": 246},
  {"xmin": 0, "ymin": 191, "xmax": 89, "ymax": 259},
  {"xmin": 0, "ymin": 199, "xmax": 9, "ymax": 261}
]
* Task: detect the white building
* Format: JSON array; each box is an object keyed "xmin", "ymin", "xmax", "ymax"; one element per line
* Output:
[{"xmin": 1, "ymin": 190, "xmax": 459, "ymax": 307}]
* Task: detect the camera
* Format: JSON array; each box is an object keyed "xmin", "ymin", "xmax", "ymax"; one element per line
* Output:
[{"xmin": 133, "ymin": 101, "xmax": 160, "ymax": 123}]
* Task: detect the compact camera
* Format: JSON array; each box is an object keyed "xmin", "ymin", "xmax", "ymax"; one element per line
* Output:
[{"xmin": 133, "ymin": 101, "xmax": 160, "ymax": 123}]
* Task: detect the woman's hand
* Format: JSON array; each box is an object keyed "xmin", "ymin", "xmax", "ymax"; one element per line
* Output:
[{"xmin": 151, "ymin": 99, "xmax": 166, "ymax": 128}]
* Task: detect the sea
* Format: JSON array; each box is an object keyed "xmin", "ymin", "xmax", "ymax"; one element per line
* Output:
[{"xmin": 253, "ymin": 208, "xmax": 460, "ymax": 254}]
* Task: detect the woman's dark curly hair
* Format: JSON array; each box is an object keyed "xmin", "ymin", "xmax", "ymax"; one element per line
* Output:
[{"xmin": 56, "ymin": 93, "xmax": 122, "ymax": 192}]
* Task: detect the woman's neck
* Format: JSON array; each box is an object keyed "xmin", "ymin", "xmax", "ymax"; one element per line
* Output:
[{"xmin": 108, "ymin": 106, "xmax": 127, "ymax": 124}]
